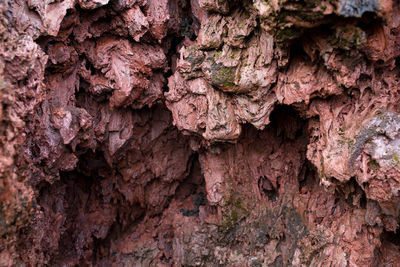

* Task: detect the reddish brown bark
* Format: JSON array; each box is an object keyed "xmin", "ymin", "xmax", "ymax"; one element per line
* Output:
[{"xmin": 1, "ymin": 0, "xmax": 400, "ymax": 266}]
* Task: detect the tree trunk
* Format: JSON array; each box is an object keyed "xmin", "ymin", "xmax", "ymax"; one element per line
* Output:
[{"xmin": 1, "ymin": 0, "xmax": 399, "ymax": 265}]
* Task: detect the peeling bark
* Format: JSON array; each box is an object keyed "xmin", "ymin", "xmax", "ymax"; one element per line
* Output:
[{"xmin": 1, "ymin": 0, "xmax": 400, "ymax": 266}]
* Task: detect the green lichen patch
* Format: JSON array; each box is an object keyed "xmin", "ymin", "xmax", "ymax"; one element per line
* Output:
[
  {"xmin": 368, "ymin": 158, "xmax": 380, "ymax": 170},
  {"xmin": 210, "ymin": 62, "xmax": 237, "ymax": 89},
  {"xmin": 220, "ymin": 194, "xmax": 249, "ymax": 232},
  {"xmin": 392, "ymin": 154, "xmax": 400, "ymax": 166}
]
